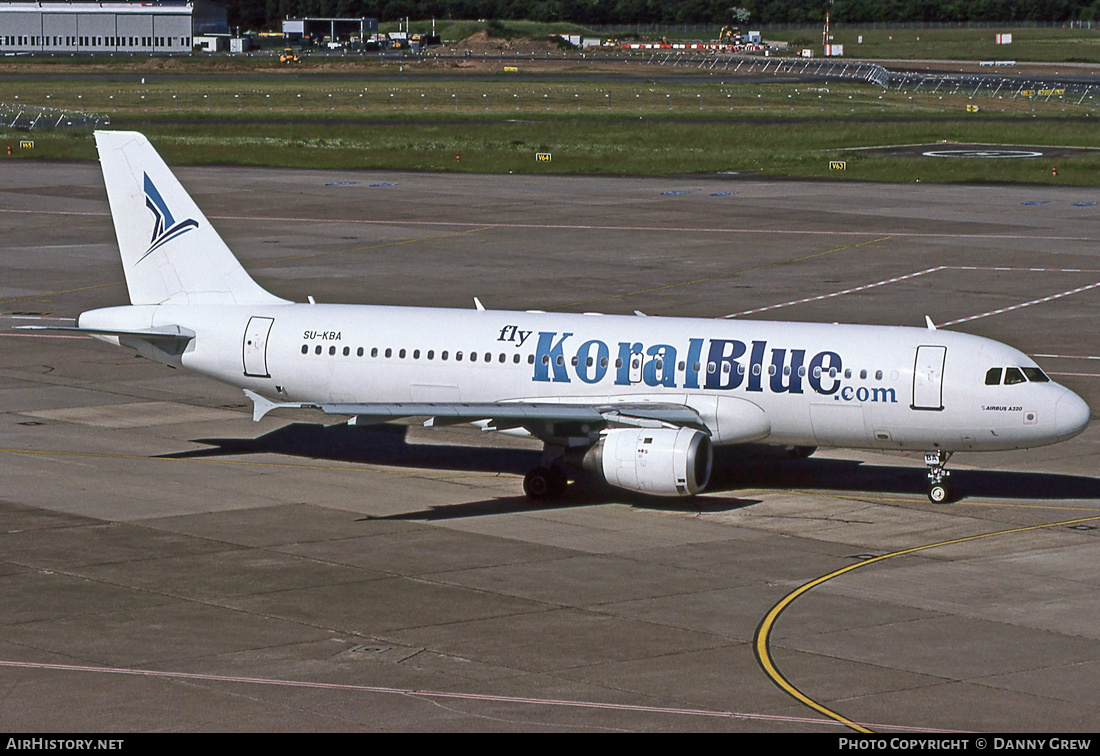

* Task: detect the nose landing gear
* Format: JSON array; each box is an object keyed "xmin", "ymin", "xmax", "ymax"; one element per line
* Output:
[{"xmin": 924, "ymin": 450, "xmax": 954, "ymax": 503}]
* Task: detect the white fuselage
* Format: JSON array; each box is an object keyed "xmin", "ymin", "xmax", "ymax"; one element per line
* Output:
[{"xmin": 79, "ymin": 302, "xmax": 1092, "ymax": 453}]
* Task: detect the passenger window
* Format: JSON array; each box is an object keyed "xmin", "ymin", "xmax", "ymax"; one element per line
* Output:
[
  {"xmin": 385, "ymin": 348, "xmax": 392, "ymax": 358},
  {"xmin": 399, "ymin": 349, "xmax": 406, "ymax": 359},
  {"xmin": 1004, "ymin": 367, "xmax": 1026, "ymax": 385},
  {"xmin": 442, "ymin": 351, "xmax": 449, "ymax": 360},
  {"xmin": 329, "ymin": 346, "xmax": 336, "ymax": 355},
  {"xmin": 860, "ymin": 369, "xmax": 867, "ymax": 379},
  {"xmin": 315, "ymin": 345, "xmax": 322, "ymax": 355},
  {"xmin": 985, "ymin": 367, "xmax": 1002, "ymax": 385},
  {"xmin": 1022, "ymin": 367, "xmax": 1050, "ymax": 383},
  {"xmin": 371, "ymin": 347, "xmax": 378, "ymax": 357},
  {"xmin": 413, "ymin": 350, "xmax": 420, "ymax": 359},
  {"xmin": 485, "ymin": 353, "xmax": 491, "ymax": 362},
  {"xmin": 301, "ymin": 345, "xmax": 308, "ymax": 354},
  {"xmin": 470, "ymin": 352, "xmax": 477, "ymax": 362},
  {"xmin": 457, "ymin": 351, "xmax": 463, "ymax": 361},
  {"xmin": 875, "ymin": 370, "xmax": 883, "ymax": 380},
  {"xmin": 514, "ymin": 354, "xmax": 521, "ymax": 364},
  {"xmin": 428, "ymin": 350, "xmax": 435, "ymax": 360},
  {"xmin": 357, "ymin": 347, "xmax": 364, "ymax": 357}
]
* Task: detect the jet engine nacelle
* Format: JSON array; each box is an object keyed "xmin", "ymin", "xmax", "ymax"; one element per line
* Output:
[{"xmin": 584, "ymin": 427, "xmax": 712, "ymax": 497}]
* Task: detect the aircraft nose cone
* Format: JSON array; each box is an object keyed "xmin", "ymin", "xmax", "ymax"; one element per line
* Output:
[{"xmin": 1055, "ymin": 390, "xmax": 1091, "ymax": 441}]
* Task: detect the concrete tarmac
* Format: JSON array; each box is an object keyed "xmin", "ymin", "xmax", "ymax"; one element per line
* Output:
[{"xmin": 1, "ymin": 159, "xmax": 1099, "ymax": 732}]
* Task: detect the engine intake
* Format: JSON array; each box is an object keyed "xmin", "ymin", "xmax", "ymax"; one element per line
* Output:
[{"xmin": 583, "ymin": 427, "xmax": 712, "ymax": 497}]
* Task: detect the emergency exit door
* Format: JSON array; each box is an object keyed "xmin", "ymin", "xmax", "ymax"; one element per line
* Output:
[{"xmin": 243, "ymin": 316, "xmax": 275, "ymax": 378}]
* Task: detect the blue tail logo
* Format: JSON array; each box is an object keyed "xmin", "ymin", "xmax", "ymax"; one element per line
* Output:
[{"xmin": 137, "ymin": 172, "xmax": 198, "ymax": 263}]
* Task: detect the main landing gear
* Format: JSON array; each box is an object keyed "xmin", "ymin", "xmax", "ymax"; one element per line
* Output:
[
  {"xmin": 523, "ymin": 466, "xmax": 568, "ymax": 501},
  {"xmin": 924, "ymin": 450, "xmax": 954, "ymax": 504}
]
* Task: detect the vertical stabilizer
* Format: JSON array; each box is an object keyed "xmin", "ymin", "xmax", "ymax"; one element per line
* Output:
[{"xmin": 95, "ymin": 131, "xmax": 288, "ymax": 306}]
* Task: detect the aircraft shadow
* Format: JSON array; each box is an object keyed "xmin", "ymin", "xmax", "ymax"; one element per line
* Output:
[
  {"xmin": 165, "ymin": 424, "xmax": 1100, "ymax": 515},
  {"xmin": 166, "ymin": 422, "xmax": 761, "ymax": 517},
  {"xmin": 709, "ymin": 446, "xmax": 1100, "ymax": 502},
  {"xmin": 169, "ymin": 421, "xmax": 537, "ymax": 474},
  {"xmin": 363, "ymin": 487, "xmax": 763, "ymax": 522}
]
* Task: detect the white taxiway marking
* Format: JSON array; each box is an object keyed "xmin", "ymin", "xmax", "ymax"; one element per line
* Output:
[
  {"xmin": 1031, "ymin": 354, "xmax": 1100, "ymax": 361},
  {"xmin": 724, "ymin": 266, "xmax": 947, "ymax": 319},
  {"xmin": 0, "ymin": 660, "xmax": 954, "ymax": 733},
  {"xmin": 941, "ymin": 281, "xmax": 1100, "ymax": 327},
  {"xmin": 0, "ymin": 333, "xmax": 87, "ymax": 339},
  {"xmin": 724, "ymin": 266, "xmax": 1100, "ymax": 325}
]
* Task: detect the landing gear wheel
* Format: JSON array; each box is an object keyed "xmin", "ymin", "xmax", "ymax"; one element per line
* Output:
[
  {"xmin": 524, "ymin": 467, "xmax": 569, "ymax": 501},
  {"xmin": 924, "ymin": 450, "xmax": 955, "ymax": 504},
  {"xmin": 523, "ymin": 467, "xmax": 553, "ymax": 500},
  {"xmin": 928, "ymin": 481, "xmax": 954, "ymax": 504}
]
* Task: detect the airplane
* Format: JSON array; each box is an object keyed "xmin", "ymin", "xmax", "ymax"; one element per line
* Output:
[{"xmin": 21, "ymin": 131, "xmax": 1092, "ymax": 505}]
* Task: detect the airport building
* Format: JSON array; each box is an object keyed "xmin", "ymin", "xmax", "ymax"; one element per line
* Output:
[
  {"xmin": 281, "ymin": 16, "xmax": 378, "ymax": 47},
  {"xmin": 0, "ymin": 1, "xmax": 226, "ymax": 54}
]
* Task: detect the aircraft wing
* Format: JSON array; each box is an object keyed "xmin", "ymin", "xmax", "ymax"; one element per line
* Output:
[{"xmin": 243, "ymin": 390, "xmax": 709, "ymax": 438}]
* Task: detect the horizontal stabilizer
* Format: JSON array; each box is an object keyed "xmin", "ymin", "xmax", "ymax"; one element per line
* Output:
[
  {"xmin": 18, "ymin": 323, "xmax": 196, "ymax": 364},
  {"xmin": 16, "ymin": 324, "xmax": 194, "ymax": 343},
  {"xmin": 19, "ymin": 324, "xmax": 196, "ymax": 364}
]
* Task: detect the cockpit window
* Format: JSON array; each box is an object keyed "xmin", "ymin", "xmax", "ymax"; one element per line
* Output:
[
  {"xmin": 1021, "ymin": 367, "xmax": 1050, "ymax": 383},
  {"xmin": 1003, "ymin": 367, "xmax": 1026, "ymax": 385},
  {"xmin": 985, "ymin": 368, "xmax": 1002, "ymax": 386}
]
